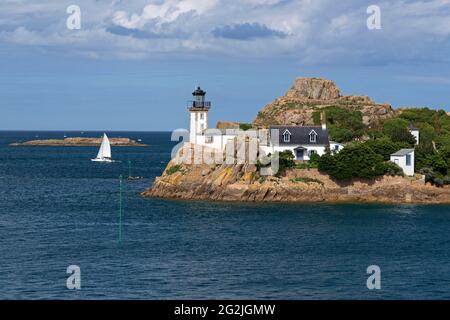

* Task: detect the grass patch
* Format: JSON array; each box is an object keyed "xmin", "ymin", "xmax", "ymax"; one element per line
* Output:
[
  {"xmin": 295, "ymin": 162, "xmax": 318, "ymax": 170},
  {"xmin": 166, "ymin": 164, "xmax": 182, "ymax": 175},
  {"xmin": 290, "ymin": 177, "xmax": 324, "ymax": 186}
]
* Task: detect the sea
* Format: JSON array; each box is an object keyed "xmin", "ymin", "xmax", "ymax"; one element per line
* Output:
[{"xmin": 0, "ymin": 131, "xmax": 450, "ymax": 299}]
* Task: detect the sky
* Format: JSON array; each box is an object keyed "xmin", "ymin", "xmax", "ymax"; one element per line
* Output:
[{"xmin": 0, "ymin": 0, "xmax": 450, "ymax": 131}]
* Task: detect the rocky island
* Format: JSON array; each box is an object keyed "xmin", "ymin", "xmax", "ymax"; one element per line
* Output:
[
  {"xmin": 10, "ymin": 137, "xmax": 146, "ymax": 147},
  {"xmin": 143, "ymin": 78, "xmax": 450, "ymax": 204},
  {"xmin": 143, "ymin": 144, "xmax": 450, "ymax": 204}
]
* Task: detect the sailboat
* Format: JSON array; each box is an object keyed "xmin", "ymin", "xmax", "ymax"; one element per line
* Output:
[{"xmin": 91, "ymin": 133, "xmax": 113, "ymax": 162}]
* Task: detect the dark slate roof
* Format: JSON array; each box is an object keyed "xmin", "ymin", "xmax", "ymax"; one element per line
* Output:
[
  {"xmin": 391, "ymin": 148, "xmax": 414, "ymax": 156},
  {"xmin": 270, "ymin": 125, "xmax": 329, "ymax": 146}
]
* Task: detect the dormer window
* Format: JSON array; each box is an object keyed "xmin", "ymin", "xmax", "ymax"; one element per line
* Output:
[
  {"xmin": 282, "ymin": 129, "xmax": 291, "ymax": 142},
  {"xmin": 309, "ymin": 130, "xmax": 317, "ymax": 143}
]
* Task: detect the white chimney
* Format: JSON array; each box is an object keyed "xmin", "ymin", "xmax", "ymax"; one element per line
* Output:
[{"xmin": 321, "ymin": 111, "xmax": 327, "ymax": 130}]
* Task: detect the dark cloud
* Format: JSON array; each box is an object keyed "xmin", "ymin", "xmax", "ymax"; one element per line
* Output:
[
  {"xmin": 212, "ymin": 22, "xmax": 287, "ymax": 40},
  {"xmin": 106, "ymin": 25, "xmax": 162, "ymax": 39}
]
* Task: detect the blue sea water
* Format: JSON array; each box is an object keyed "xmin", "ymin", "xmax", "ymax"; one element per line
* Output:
[{"xmin": 0, "ymin": 131, "xmax": 450, "ymax": 300}]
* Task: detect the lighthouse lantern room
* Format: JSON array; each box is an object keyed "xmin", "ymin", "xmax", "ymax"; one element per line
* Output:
[{"xmin": 188, "ymin": 86, "xmax": 211, "ymax": 144}]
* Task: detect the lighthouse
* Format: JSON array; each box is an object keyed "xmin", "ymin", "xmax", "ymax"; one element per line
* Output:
[{"xmin": 188, "ymin": 86, "xmax": 211, "ymax": 144}]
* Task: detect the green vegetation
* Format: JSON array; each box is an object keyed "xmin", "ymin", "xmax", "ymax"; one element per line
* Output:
[
  {"xmin": 320, "ymin": 106, "xmax": 365, "ymax": 142},
  {"xmin": 239, "ymin": 123, "xmax": 253, "ymax": 131},
  {"xmin": 256, "ymin": 105, "xmax": 450, "ymax": 182},
  {"xmin": 290, "ymin": 177, "xmax": 324, "ymax": 186},
  {"xmin": 394, "ymin": 108, "xmax": 450, "ymax": 176},
  {"xmin": 362, "ymin": 138, "xmax": 410, "ymax": 161},
  {"xmin": 318, "ymin": 144, "xmax": 387, "ymax": 180},
  {"xmin": 382, "ymin": 118, "xmax": 416, "ymax": 144},
  {"xmin": 166, "ymin": 164, "xmax": 182, "ymax": 175},
  {"xmin": 420, "ymin": 167, "xmax": 450, "ymax": 188},
  {"xmin": 383, "ymin": 161, "xmax": 405, "ymax": 177},
  {"xmin": 321, "ymin": 108, "xmax": 450, "ymax": 180},
  {"xmin": 282, "ymin": 102, "xmax": 304, "ymax": 110},
  {"xmin": 277, "ymin": 150, "xmax": 295, "ymax": 175},
  {"xmin": 312, "ymin": 111, "xmax": 322, "ymax": 125}
]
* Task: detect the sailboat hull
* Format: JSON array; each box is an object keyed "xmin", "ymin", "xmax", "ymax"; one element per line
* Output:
[{"xmin": 91, "ymin": 158, "xmax": 113, "ymax": 163}]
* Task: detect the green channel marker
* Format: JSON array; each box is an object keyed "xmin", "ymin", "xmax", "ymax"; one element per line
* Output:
[{"xmin": 119, "ymin": 174, "xmax": 123, "ymax": 244}]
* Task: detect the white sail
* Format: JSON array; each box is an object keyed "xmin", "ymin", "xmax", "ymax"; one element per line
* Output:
[{"xmin": 92, "ymin": 133, "xmax": 112, "ymax": 162}]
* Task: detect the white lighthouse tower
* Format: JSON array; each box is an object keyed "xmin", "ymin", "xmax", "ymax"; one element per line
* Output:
[{"xmin": 188, "ymin": 86, "xmax": 210, "ymax": 144}]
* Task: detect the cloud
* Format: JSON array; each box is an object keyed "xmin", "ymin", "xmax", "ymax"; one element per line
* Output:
[
  {"xmin": 112, "ymin": 0, "xmax": 219, "ymax": 29},
  {"xmin": 106, "ymin": 25, "xmax": 165, "ymax": 39},
  {"xmin": 212, "ymin": 22, "xmax": 287, "ymax": 40},
  {"xmin": 0, "ymin": 0, "xmax": 450, "ymax": 64}
]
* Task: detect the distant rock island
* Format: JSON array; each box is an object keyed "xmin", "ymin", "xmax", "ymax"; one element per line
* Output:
[{"xmin": 10, "ymin": 137, "xmax": 146, "ymax": 147}]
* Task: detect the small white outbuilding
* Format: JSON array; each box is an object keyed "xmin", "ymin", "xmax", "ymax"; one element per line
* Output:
[{"xmin": 390, "ymin": 149, "xmax": 415, "ymax": 176}]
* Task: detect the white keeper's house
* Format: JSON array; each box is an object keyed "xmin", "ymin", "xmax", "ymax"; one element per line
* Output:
[{"xmin": 187, "ymin": 86, "xmax": 343, "ymax": 160}]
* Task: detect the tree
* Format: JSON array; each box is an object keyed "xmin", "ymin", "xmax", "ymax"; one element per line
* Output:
[
  {"xmin": 317, "ymin": 152, "xmax": 336, "ymax": 173},
  {"xmin": 321, "ymin": 106, "xmax": 365, "ymax": 142},
  {"xmin": 318, "ymin": 143, "xmax": 387, "ymax": 180},
  {"xmin": 277, "ymin": 150, "xmax": 295, "ymax": 175},
  {"xmin": 309, "ymin": 153, "xmax": 321, "ymax": 167},
  {"xmin": 382, "ymin": 118, "xmax": 416, "ymax": 145},
  {"xmin": 363, "ymin": 138, "xmax": 409, "ymax": 161}
]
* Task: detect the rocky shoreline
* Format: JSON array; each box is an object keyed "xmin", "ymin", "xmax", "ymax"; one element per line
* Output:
[
  {"xmin": 142, "ymin": 145, "xmax": 450, "ymax": 204},
  {"xmin": 143, "ymin": 163, "xmax": 450, "ymax": 204},
  {"xmin": 10, "ymin": 137, "xmax": 147, "ymax": 147}
]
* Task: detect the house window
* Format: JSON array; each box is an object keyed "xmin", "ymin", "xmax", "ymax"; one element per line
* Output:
[
  {"xmin": 309, "ymin": 150, "xmax": 317, "ymax": 156},
  {"xmin": 309, "ymin": 130, "xmax": 317, "ymax": 143},
  {"xmin": 200, "ymin": 113, "xmax": 204, "ymax": 120},
  {"xmin": 334, "ymin": 145, "xmax": 339, "ymax": 151},
  {"xmin": 206, "ymin": 136, "xmax": 214, "ymax": 143},
  {"xmin": 200, "ymin": 124, "xmax": 205, "ymax": 130},
  {"xmin": 282, "ymin": 130, "xmax": 291, "ymax": 142},
  {"xmin": 406, "ymin": 154, "xmax": 411, "ymax": 166}
]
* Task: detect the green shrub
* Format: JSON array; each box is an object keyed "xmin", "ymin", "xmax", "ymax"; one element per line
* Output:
[
  {"xmin": 420, "ymin": 167, "xmax": 447, "ymax": 187},
  {"xmin": 277, "ymin": 150, "xmax": 295, "ymax": 175},
  {"xmin": 166, "ymin": 164, "xmax": 182, "ymax": 175},
  {"xmin": 312, "ymin": 111, "xmax": 322, "ymax": 125},
  {"xmin": 444, "ymin": 176, "xmax": 450, "ymax": 185},
  {"xmin": 309, "ymin": 153, "xmax": 321, "ymax": 166},
  {"xmin": 382, "ymin": 118, "xmax": 416, "ymax": 145},
  {"xmin": 317, "ymin": 152, "xmax": 337, "ymax": 173},
  {"xmin": 363, "ymin": 138, "xmax": 409, "ymax": 161},
  {"xmin": 318, "ymin": 143, "xmax": 386, "ymax": 180},
  {"xmin": 384, "ymin": 161, "xmax": 404, "ymax": 177},
  {"xmin": 434, "ymin": 178, "xmax": 444, "ymax": 188},
  {"xmin": 309, "ymin": 106, "xmax": 366, "ymax": 142},
  {"xmin": 239, "ymin": 123, "xmax": 253, "ymax": 131}
]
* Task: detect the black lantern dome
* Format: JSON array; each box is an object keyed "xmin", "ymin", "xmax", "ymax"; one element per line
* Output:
[
  {"xmin": 192, "ymin": 86, "xmax": 206, "ymax": 97},
  {"xmin": 188, "ymin": 86, "xmax": 211, "ymax": 110}
]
